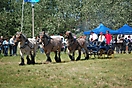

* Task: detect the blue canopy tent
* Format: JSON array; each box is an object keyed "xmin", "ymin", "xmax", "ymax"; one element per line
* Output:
[
  {"xmin": 84, "ymin": 23, "xmax": 118, "ymax": 35},
  {"xmin": 116, "ymin": 24, "xmax": 132, "ymax": 34}
]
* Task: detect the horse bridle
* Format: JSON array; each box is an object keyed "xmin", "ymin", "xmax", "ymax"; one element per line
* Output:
[
  {"xmin": 41, "ymin": 34, "xmax": 52, "ymax": 47},
  {"xmin": 20, "ymin": 34, "xmax": 34, "ymax": 49},
  {"xmin": 67, "ymin": 35, "xmax": 82, "ymax": 49}
]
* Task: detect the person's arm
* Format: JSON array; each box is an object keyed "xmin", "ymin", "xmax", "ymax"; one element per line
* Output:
[
  {"xmin": 89, "ymin": 35, "xmax": 92, "ymax": 41},
  {"xmin": 110, "ymin": 34, "xmax": 112, "ymax": 41}
]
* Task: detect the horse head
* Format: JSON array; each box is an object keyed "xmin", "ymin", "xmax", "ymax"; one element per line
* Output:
[
  {"xmin": 14, "ymin": 32, "xmax": 28, "ymax": 43},
  {"xmin": 65, "ymin": 31, "xmax": 73, "ymax": 39},
  {"xmin": 39, "ymin": 31, "xmax": 52, "ymax": 45}
]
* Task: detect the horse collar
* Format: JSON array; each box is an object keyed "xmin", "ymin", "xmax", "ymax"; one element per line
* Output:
[
  {"xmin": 20, "ymin": 40, "xmax": 33, "ymax": 49},
  {"xmin": 69, "ymin": 38, "xmax": 76, "ymax": 46},
  {"xmin": 44, "ymin": 38, "xmax": 51, "ymax": 47}
]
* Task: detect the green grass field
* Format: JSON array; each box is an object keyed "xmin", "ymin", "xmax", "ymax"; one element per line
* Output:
[{"xmin": 0, "ymin": 52, "xmax": 132, "ymax": 88}]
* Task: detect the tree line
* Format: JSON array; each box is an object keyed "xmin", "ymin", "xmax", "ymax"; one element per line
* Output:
[{"xmin": 0, "ymin": 0, "xmax": 132, "ymax": 37}]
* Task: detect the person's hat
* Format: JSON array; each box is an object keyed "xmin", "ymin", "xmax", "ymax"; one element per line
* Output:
[{"xmin": 91, "ymin": 31, "xmax": 94, "ymax": 33}]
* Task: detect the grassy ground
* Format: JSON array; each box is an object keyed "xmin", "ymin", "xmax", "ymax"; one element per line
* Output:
[{"xmin": 0, "ymin": 52, "xmax": 132, "ymax": 88}]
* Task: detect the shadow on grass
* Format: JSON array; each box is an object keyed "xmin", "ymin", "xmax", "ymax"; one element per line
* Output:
[
  {"xmin": 34, "ymin": 60, "xmax": 72, "ymax": 65},
  {"xmin": 89, "ymin": 53, "xmax": 120, "ymax": 59},
  {"xmin": 26, "ymin": 54, "xmax": 120, "ymax": 66},
  {"xmin": 34, "ymin": 59, "xmax": 89, "ymax": 65}
]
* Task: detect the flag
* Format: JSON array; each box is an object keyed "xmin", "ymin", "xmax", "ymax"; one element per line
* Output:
[{"xmin": 24, "ymin": 0, "xmax": 39, "ymax": 3}]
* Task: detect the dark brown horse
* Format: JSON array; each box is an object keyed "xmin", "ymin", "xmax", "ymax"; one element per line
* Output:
[
  {"xmin": 39, "ymin": 31, "xmax": 62, "ymax": 63},
  {"xmin": 14, "ymin": 32, "xmax": 39, "ymax": 65},
  {"xmin": 65, "ymin": 31, "xmax": 89, "ymax": 61}
]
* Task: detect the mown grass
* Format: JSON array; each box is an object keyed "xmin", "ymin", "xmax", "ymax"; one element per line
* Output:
[{"xmin": 0, "ymin": 52, "xmax": 132, "ymax": 88}]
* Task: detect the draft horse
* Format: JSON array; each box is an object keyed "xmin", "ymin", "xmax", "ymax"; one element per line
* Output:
[
  {"xmin": 39, "ymin": 31, "xmax": 62, "ymax": 63},
  {"xmin": 65, "ymin": 31, "xmax": 89, "ymax": 61},
  {"xmin": 15, "ymin": 32, "xmax": 39, "ymax": 65}
]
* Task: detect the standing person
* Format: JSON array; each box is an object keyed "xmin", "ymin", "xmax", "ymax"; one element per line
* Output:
[
  {"xmin": 0, "ymin": 36, "xmax": 4, "ymax": 54},
  {"xmin": 36, "ymin": 36, "xmax": 44, "ymax": 53},
  {"xmin": 89, "ymin": 31, "xmax": 98, "ymax": 45},
  {"xmin": 120, "ymin": 35, "xmax": 126, "ymax": 54},
  {"xmin": 13, "ymin": 36, "xmax": 18, "ymax": 56},
  {"xmin": 98, "ymin": 32, "xmax": 105, "ymax": 46},
  {"xmin": 9, "ymin": 36, "xmax": 15, "ymax": 56},
  {"xmin": 2, "ymin": 38, "xmax": 9, "ymax": 56},
  {"xmin": 127, "ymin": 35, "xmax": 132, "ymax": 54},
  {"xmin": 0, "ymin": 36, "xmax": 3, "ymax": 54},
  {"xmin": 105, "ymin": 30, "xmax": 112, "ymax": 45}
]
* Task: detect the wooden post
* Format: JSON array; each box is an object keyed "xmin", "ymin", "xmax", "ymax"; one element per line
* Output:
[{"xmin": 32, "ymin": 3, "xmax": 34, "ymax": 38}]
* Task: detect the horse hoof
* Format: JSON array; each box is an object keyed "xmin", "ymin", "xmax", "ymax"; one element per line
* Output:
[
  {"xmin": 56, "ymin": 61, "xmax": 61, "ymax": 63},
  {"xmin": 27, "ymin": 61, "xmax": 31, "ymax": 65},
  {"xmin": 76, "ymin": 59, "xmax": 80, "ymax": 61},
  {"xmin": 19, "ymin": 63, "xmax": 25, "ymax": 66},
  {"xmin": 31, "ymin": 61, "xmax": 35, "ymax": 65},
  {"xmin": 71, "ymin": 59, "xmax": 75, "ymax": 61},
  {"xmin": 85, "ymin": 57, "xmax": 89, "ymax": 60},
  {"xmin": 76, "ymin": 57, "xmax": 80, "ymax": 61},
  {"xmin": 32, "ymin": 62, "xmax": 35, "ymax": 65},
  {"xmin": 56, "ymin": 60, "xmax": 61, "ymax": 63}
]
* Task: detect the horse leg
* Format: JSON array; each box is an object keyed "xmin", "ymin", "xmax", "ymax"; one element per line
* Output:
[
  {"xmin": 19, "ymin": 56, "xmax": 25, "ymax": 65},
  {"xmin": 76, "ymin": 50, "xmax": 81, "ymax": 61},
  {"xmin": 68, "ymin": 52, "xmax": 75, "ymax": 61},
  {"xmin": 67, "ymin": 49, "xmax": 74, "ymax": 61},
  {"xmin": 85, "ymin": 53, "xmax": 89, "ymax": 60},
  {"xmin": 58, "ymin": 51, "xmax": 61, "ymax": 62},
  {"xmin": 26, "ymin": 55, "xmax": 31, "ymax": 65},
  {"xmin": 46, "ymin": 53, "xmax": 52, "ymax": 62},
  {"xmin": 84, "ymin": 48, "xmax": 89, "ymax": 60},
  {"xmin": 30, "ymin": 51, "xmax": 35, "ymax": 64},
  {"xmin": 54, "ymin": 51, "xmax": 58, "ymax": 62},
  {"xmin": 19, "ymin": 51, "xmax": 25, "ymax": 65},
  {"xmin": 54, "ymin": 51, "xmax": 61, "ymax": 62}
]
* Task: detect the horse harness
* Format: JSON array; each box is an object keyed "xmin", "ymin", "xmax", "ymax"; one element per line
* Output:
[
  {"xmin": 20, "ymin": 39, "xmax": 34, "ymax": 49},
  {"xmin": 68, "ymin": 38, "xmax": 81, "ymax": 50}
]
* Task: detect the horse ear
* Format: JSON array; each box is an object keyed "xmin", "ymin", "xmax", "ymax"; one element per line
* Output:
[
  {"xmin": 16, "ymin": 32, "xmax": 22, "ymax": 35},
  {"xmin": 66, "ymin": 31, "xmax": 70, "ymax": 35},
  {"xmin": 16, "ymin": 32, "xmax": 19, "ymax": 34},
  {"xmin": 69, "ymin": 32, "xmax": 72, "ymax": 36},
  {"xmin": 42, "ymin": 31, "xmax": 45, "ymax": 35}
]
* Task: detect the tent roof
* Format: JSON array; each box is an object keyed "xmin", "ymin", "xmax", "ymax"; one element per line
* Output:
[
  {"xmin": 84, "ymin": 23, "xmax": 118, "ymax": 35},
  {"xmin": 117, "ymin": 24, "xmax": 132, "ymax": 34}
]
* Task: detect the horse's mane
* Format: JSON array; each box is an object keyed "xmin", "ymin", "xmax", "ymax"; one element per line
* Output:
[
  {"xmin": 22, "ymin": 34, "xmax": 27, "ymax": 39},
  {"xmin": 66, "ymin": 31, "xmax": 74, "ymax": 39},
  {"xmin": 16, "ymin": 32, "xmax": 28, "ymax": 41},
  {"xmin": 45, "ymin": 33, "xmax": 52, "ymax": 39}
]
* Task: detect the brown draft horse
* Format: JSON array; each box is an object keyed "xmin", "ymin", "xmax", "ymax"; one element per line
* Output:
[
  {"xmin": 65, "ymin": 31, "xmax": 89, "ymax": 61},
  {"xmin": 15, "ymin": 32, "xmax": 39, "ymax": 65},
  {"xmin": 39, "ymin": 31, "xmax": 62, "ymax": 63}
]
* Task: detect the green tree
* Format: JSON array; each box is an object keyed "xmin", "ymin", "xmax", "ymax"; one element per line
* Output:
[{"xmin": 0, "ymin": 0, "xmax": 132, "ymax": 37}]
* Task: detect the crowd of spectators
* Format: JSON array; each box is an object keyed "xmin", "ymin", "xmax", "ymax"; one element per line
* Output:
[
  {"xmin": 0, "ymin": 35, "xmax": 18, "ymax": 56},
  {"xmin": 88, "ymin": 30, "xmax": 132, "ymax": 54}
]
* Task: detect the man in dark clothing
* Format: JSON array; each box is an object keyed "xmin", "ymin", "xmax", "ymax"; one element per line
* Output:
[
  {"xmin": 13, "ymin": 36, "xmax": 18, "ymax": 56},
  {"xmin": 0, "ymin": 36, "xmax": 4, "ymax": 54},
  {"xmin": 3, "ymin": 38, "xmax": 9, "ymax": 56}
]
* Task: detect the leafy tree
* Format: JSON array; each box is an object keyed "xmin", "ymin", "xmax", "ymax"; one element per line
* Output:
[{"xmin": 0, "ymin": 0, "xmax": 132, "ymax": 37}]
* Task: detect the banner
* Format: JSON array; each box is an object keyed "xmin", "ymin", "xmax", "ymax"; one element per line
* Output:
[{"xmin": 24, "ymin": 0, "xmax": 39, "ymax": 3}]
